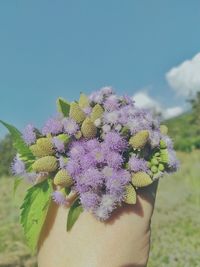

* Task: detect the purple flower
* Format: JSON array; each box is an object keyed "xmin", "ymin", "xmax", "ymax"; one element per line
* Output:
[
  {"xmin": 103, "ymin": 95, "xmax": 120, "ymax": 111},
  {"xmin": 82, "ymin": 106, "xmax": 92, "ymax": 115},
  {"xmin": 52, "ymin": 190, "xmax": 68, "ymax": 206},
  {"xmin": 77, "ymin": 168, "xmax": 104, "ymax": 189},
  {"xmin": 90, "ymin": 147, "xmax": 105, "ymax": 164},
  {"xmin": 105, "ymin": 168, "xmax": 130, "ymax": 198},
  {"xmin": 89, "ymin": 91, "xmax": 104, "ymax": 104},
  {"xmin": 94, "ymin": 194, "xmax": 118, "ymax": 221},
  {"xmin": 22, "ymin": 124, "xmax": 36, "ymax": 145},
  {"xmin": 161, "ymin": 135, "xmax": 174, "ymax": 149},
  {"xmin": 104, "ymin": 131, "xmax": 128, "ymax": 151},
  {"xmin": 100, "ymin": 86, "xmax": 114, "ymax": 96},
  {"xmin": 80, "ymin": 191, "xmax": 100, "ymax": 211},
  {"xmin": 68, "ymin": 141, "xmax": 86, "ymax": 159},
  {"xmin": 85, "ymin": 139, "xmax": 100, "ymax": 151},
  {"xmin": 52, "ymin": 137, "xmax": 65, "ymax": 153},
  {"xmin": 58, "ymin": 156, "xmax": 68, "ymax": 169},
  {"xmin": 128, "ymin": 155, "xmax": 148, "ymax": 172},
  {"xmin": 103, "ymin": 111, "xmax": 119, "ymax": 125},
  {"xmin": 106, "ymin": 151, "xmax": 123, "ymax": 169},
  {"xmin": 42, "ymin": 117, "xmax": 63, "ymax": 135},
  {"xmin": 11, "ymin": 155, "xmax": 25, "ymax": 175},
  {"xmin": 62, "ymin": 118, "xmax": 79, "ymax": 135},
  {"xmin": 80, "ymin": 153, "xmax": 96, "ymax": 170},
  {"xmin": 168, "ymin": 149, "xmax": 180, "ymax": 171},
  {"xmin": 149, "ymin": 130, "xmax": 161, "ymax": 148},
  {"xmin": 66, "ymin": 159, "xmax": 81, "ymax": 177}
]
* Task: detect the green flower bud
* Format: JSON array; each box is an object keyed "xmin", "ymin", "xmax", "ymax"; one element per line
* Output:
[
  {"xmin": 151, "ymin": 165, "xmax": 158, "ymax": 173},
  {"xmin": 79, "ymin": 93, "xmax": 90, "ymax": 108},
  {"xmin": 160, "ymin": 140, "xmax": 167, "ymax": 149},
  {"xmin": 81, "ymin": 118, "xmax": 97, "ymax": 139},
  {"xmin": 90, "ymin": 104, "xmax": 104, "ymax": 123},
  {"xmin": 54, "ymin": 169, "xmax": 73, "ymax": 187},
  {"xmin": 30, "ymin": 137, "xmax": 54, "ymax": 157},
  {"xmin": 32, "ymin": 156, "xmax": 58, "ymax": 172},
  {"xmin": 69, "ymin": 102, "xmax": 86, "ymax": 123},
  {"xmin": 151, "ymin": 158, "xmax": 159, "ymax": 166},
  {"xmin": 131, "ymin": 172, "xmax": 152, "ymax": 187},
  {"xmin": 158, "ymin": 163, "xmax": 165, "ymax": 171},
  {"xmin": 129, "ymin": 130, "xmax": 149, "ymax": 149},
  {"xmin": 124, "ymin": 184, "xmax": 136, "ymax": 204}
]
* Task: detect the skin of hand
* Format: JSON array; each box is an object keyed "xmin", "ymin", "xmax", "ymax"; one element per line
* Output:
[{"xmin": 37, "ymin": 180, "xmax": 158, "ymax": 267}]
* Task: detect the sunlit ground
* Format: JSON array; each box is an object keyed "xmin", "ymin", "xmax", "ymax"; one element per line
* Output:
[{"xmin": 0, "ymin": 151, "xmax": 199, "ymax": 267}]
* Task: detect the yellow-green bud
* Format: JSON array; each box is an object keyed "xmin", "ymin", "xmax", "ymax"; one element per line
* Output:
[
  {"xmin": 69, "ymin": 102, "xmax": 86, "ymax": 123},
  {"xmin": 32, "ymin": 156, "xmax": 58, "ymax": 172},
  {"xmin": 54, "ymin": 169, "xmax": 73, "ymax": 187},
  {"xmin": 81, "ymin": 118, "xmax": 97, "ymax": 139},
  {"xmin": 151, "ymin": 158, "xmax": 159, "ymax": 166},
  {"xmin": 160, "ymin": 140, "xmax": 167, "ymax": 149},
  {"xmin": 74, "ymin": 130, "xmax": 82, "ymax": 139},
  {"xmin": 129, "ymin": 130, "xmax": 149, "ymax": 149},
  {"xmin": 131, "ymin": 172, "xmax": 152, "ymax": 187},
  {"xmin": 30, "ymin": 137, "xmax": 54, "ymax": 157},
  {"xmin": 123, "ymin": 184, "xmax": 137, "ymax": 204},
  {"xmin": 158, "ymin": 163, "xmax": 165, "ymax": 171},
  {"xmin": 90, "ymin": 104, "xmax": 104, "ymax": 123},
  {"xmin": 79, "ymin": 93, "xmax": 90, "ymax": 108},
  {"xmin": 160, "ymin": 125, "xmax": 168, "ymax": 135},
  {"xmin": 151, "ymin": 166, "xmax": 158, "ymax": 173},
  {"xmin": 160, "ymin": 149, "xmax": 169, "ymax": 163}
]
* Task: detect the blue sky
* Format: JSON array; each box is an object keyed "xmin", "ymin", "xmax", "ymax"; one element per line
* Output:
[{"xmin": 0, "ymin": 0, "xmax": 200, "ymax": 138}]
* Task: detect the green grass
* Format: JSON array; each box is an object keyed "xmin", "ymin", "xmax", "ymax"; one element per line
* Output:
[{"xmin": 0, "ymin": 150, "xmax": 199, "ymax": 267}]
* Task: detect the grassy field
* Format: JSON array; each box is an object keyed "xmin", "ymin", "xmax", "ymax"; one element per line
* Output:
[{"xmin": 0, "ymin": 150, "xmax": 199, "ymax": 267}]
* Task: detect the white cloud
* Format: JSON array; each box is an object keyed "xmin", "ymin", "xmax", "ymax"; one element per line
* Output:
[
  {"xmin": 163, "ymin": 106, "xmax": 184, "ymax": 120},
  {"xmin": 133, "ymin": 91, "xmax": 183, "ymax": 119},
  {"xmin": 166, "ymin": 53, "xmax": 200, "ymax": 97}
]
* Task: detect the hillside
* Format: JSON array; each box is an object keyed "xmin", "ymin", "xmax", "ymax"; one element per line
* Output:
[{"xmin": 165, "ymin": 111, "xmax": 200, "ymax": 151}]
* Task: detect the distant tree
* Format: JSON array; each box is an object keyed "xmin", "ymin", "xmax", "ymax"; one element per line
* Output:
[
  {"xmin": 0, "ymin": 134, "xmax": 16, "ymax": 176},
  {"xmin": 187, "ymin": 91, "xmax": 200, "ymax": 132}
]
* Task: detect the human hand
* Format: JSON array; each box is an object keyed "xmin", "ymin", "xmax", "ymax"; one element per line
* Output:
[{"xmin": 38, "ymin": 180, "xmax": 158, "ymax": 267}]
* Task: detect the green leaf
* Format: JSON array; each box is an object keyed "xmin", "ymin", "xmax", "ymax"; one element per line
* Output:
[
  {"xmin": 0, "ymin": 120, "xmax": 35, "ymax": 161},
  {"xmin": 67, "ymin": 198, "xmax": 83, "ymax": 231},
  {"xmin": 13, "ymin": 177, "xmax": 23, "ymax": 196},
  {"xmin": 20, "ymin": 179, "xmax": 53, "ymax": 251},
  {"xmin": 56, "ymin": 97, "xmax": 71, "ymax": 117}
]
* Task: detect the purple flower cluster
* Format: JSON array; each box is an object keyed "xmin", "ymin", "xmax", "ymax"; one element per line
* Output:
[
  {"xmin": 16, "ymin": 86, "xmax": 179, "ymax": 223},
  {"xmin": 65, "ymin": 133, "xmax": 131, "ymax": 220}
]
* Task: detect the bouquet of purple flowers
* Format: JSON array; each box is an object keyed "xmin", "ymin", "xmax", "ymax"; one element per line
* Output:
[{"xmin": 0, "ymin": 86, "xmax": 179, "ymax": 251}]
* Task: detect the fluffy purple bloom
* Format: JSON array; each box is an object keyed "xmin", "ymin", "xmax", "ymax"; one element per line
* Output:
[
  {"xmin": 85, "ymin": 139, "xmax": 101, "ymax": 151},
  {"xmin": 103, "ymin": 95, "xmax": 120, "ymax": 111},
  {"xmin": 104, "ymin": 168, "xmax": 130, "ymax": 198},
  {"xmin": 168, "ymin": 149, "xmax": 180, "ymax": 171},
  {"xmin": 100, "ymin": 86, "xmax": 114, "ymax": 96},
  {"xmin": 62, "ymin": 118, "xmax": 79, "ymax": 135},
  {"xmin": 106, "ymin": 151, "xmax": 123, "ymax": 169},
  {"xmin": 90, "ymin": 147, "xmax": 105, "ymax": 164},
  {"xmin": 121, "ymin": 95, "xmax": 135, "ymax": 106},
  {"xmin": 66, "ymin": 159, "xmax": 81, "ymax": 177},
  {"xmin": 103, "ymin": 111, "xmax": 119, "ymax": 125},
  {"xmin": 42, "ymin": 117, "xmax": 63, "ymax": 135},
  {"xmin": 82, "ymin": 106, "xmax": 92, "ymax": 115},
  {"xmin": 77, "ymin": 168, "xmax": 104, "ymax": 189},
  {"xmin": 11, "ymin": 155, "xmax": 25, "ymax": 175},
  {"xmin": 52, "ymin": 190, "xmax": 68, "ymax": 206},
  {"xmin": 94, "ymin": 194, "xmax": 118, "ymax": 221},
  {"xmin": 22, "ymin": 124, "xmax": 36, "ymax": 145},
  {"xmin": 80, "ymin": 191, "xmax": 100, "ymax": 211},
  {"xmin": 89, "ymin": 91, "xmax": 104, "ymax": 104},
  {"xmin": 58, "ymin": 156, "xmax": 68, "ymax": 169},
  {"xmin": 104, "ymin": 131, "xmax": 128, "ymax": 151},
  {"xmin": 128, "ymin": 155, "xmax": 148, "ymax": 172},
  {"xmin": 149, "ymin": 130, "xmax": 161, "ymax": 148},
  {"xmin": 68, "ymin": 142, "xmax": 86, "ymax": 159},
  {"xmin": 52, "ymin": 137, "xmax": 65, "ymax": 153},
  {"xmin": 80, "ymin": 153, "xmax": 96, "ymax": 170}
]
